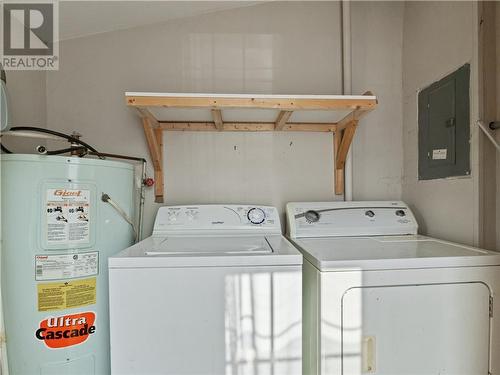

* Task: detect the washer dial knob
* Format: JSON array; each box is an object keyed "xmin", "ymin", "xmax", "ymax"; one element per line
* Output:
[{"xmin": 247, "ymin": 208, "xmax": 266, "ymax": 224}]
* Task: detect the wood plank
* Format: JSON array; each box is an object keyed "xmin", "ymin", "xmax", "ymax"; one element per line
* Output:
[
  {"xmin": 334, "ymin": 131, "xmax": 344, "ymax": 195},
  {"xmin": 282, "ymin": 123, "xmax": 337, "ymax": 132},
  {"xmin": 160, "ymin": 122, "xmax": 217, "ymax": 131},
  {"xmin": 336, "ymin": 91, "xmax": 377, "ymax": 131},
  {"xmin": 336, "ymin": 120, "xmax": 358, "ymax": 170},
  {"xmin": 211, "ymin": 109, "xmax": 223, "ymax": 130},
  {"xmin": 142, "ymin": 118, "xmax": 162, "ymax": 170},
  {"xmin": 336, "ymin": 108, "xmax": 368, "ymax": 131},
  {"xmin": 154, "ymin": 128, "xmax": 164, "ymax": 203},
  {"xmin": 221, "ymin": 123, "xmax": 276, "ymax": 131},
  {"xmin": 142, "ymin": 117, "xmax": 164, "ymax": 202},
  {"xmin": 126, "ymin": 95, "xmax": 377, "ymax": 111},
  {"xmin": 136, "ymin": 107, "xmax": 160, "ymax": 128},
  {"xmin": 275, "ymin": 110, "xmax": 293, "ymax": 130},
  {"xmin": 159, "ymin": 122, "xmax": 337, "ymax": 132},
  {"xmin": 126, "ymin": 92, "xmax": 377, "ymax": 100}
]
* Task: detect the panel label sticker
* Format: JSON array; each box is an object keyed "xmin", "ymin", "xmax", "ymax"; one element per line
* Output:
[
  {"xmin": 35, "ymin": 252, "xmax": 98, "ymax": 281},
  {"xmin": 35, "ymin": 311, "xmax": 96, "ymax": 349},
  {"xmin": 432, "ymin": 148, "xmax": 447, "ymax": 160},
  {"xmin": 46, "ymin": 189, "xmax": 90, "ymax": 245},
  {"xmin": 37, "ymin": 277, "xmax": 97, "ymax": 312}
]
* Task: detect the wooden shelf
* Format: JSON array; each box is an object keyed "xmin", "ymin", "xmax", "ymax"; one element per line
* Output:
[{"xmin": 126, "ymin": 91, "xmax": 377, "ymax": 203}]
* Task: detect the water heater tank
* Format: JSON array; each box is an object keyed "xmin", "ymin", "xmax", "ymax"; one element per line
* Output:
[{"xmin": 1, "ymin": 154, "xmax": 135, "ymax": 374}]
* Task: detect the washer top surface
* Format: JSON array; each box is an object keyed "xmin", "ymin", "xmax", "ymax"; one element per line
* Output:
[
  {"xmin": 109, "ymin": 205, "xmax": 302, "ymax": 268},
  {"xmin": 145, "ymin": 235, "xmax": 273, "ymax": 255},
  {"xmin": 286, "ymin": 201, "xmax": 500, "ymax": 271},
  {"xmin": 293, "ymin": 235, "xmax": 500, "ymax": 271}
]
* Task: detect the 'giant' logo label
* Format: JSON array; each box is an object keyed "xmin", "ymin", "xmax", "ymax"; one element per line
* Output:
[
  {"xmin": 53, "ymin": 189, "xmax": 82, "ymax": 197},
  {"xmin": 36, "ymin": 311, "xmax": 96, "ymax": 349}
]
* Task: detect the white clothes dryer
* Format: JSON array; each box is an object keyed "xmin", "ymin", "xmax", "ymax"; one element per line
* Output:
[{"xmin": 286, "ymin": 201, "xmax": 500, "ymax": 375}]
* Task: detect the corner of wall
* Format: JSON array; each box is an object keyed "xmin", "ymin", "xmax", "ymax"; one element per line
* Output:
[{"xmin": 2, "ymin": 69, "xmax": 47, "ymax": 153}]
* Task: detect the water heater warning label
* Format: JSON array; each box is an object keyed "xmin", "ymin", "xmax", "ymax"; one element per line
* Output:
[
  {"xmin": 37, "ymin": 277, "xmax": 97, "ymax": 312},
  {"xmin": 46, "ymin": 189, "xmax": 90, "ymax": 245},
  {"xmin": 35, "ymin": 252, "xmax": 98, "ymax": 281}
]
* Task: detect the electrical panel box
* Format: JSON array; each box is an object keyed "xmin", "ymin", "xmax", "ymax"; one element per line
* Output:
[{"xmin": 418, "ymin": 64, "xmax": 470, "ymax": 180}]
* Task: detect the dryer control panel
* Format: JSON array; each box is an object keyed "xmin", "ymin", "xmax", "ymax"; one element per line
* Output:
[
  {"xmin": 286, "ymin": 201, "xmax": 418, "ymax": 238},
  {"xmin": 153, "ymin": 205, "xmax": 281, "ymax": 236}
]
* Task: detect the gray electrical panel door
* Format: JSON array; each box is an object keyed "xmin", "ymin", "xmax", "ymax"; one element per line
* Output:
[{"xmin": 418, "ymin": 64, "xmax": 470, "ymax": 180}]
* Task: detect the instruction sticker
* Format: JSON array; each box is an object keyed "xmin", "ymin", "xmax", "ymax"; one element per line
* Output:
[
  {"xmin": 35, "ymin": 252, "xmax": 98, "ymax": 281},
  {"xmin": 37, "ymin": 277, "xmax": 97, "ymax": 312},
  {"xmin": 46, "ymin": 189, "xmax": 91, "ymax": 245},
  {"xmin": 432, "ymin": 148, "xmax": 447, "ymax": 160}
]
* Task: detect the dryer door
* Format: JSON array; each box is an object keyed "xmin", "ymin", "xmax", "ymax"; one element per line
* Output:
[{"xmin": 342, "ymin": 283, "xmax": 490, "ymax": 375}]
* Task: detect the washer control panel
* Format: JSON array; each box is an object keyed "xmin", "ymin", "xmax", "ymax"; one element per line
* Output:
[
  {"xmin": 153, "ymin": 205, "xmax": 281, "ymax": 236},
  {"xmin": 286, "ymin": 201, "xmax": 418, "ymax": 238}
]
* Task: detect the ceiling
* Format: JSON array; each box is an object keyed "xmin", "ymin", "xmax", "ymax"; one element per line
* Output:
[{"xmin": 59, "ymin": 1, "xmax": 261, "ymax": 41}]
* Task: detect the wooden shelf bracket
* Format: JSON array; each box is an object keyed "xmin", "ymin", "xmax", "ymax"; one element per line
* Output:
[
  {"xmin": 334, "ymin": 119, "xmax": 358, "ymax": 195},
  {"xmin": 128, "ymin": 91, "xmax": 377, "ymax": 202},
  {"xmin": 212, "ymin": 109, "xmax": 223, "ymax": 131},
  {"xmin": 275, "ymin": 110, "xmax": 293, "ymax": 130},
  {"xmin": 141, "ymin": 117, "xmax": 164, "ymax": 203}
]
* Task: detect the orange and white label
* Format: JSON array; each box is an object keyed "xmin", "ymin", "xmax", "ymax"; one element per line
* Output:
[{"xmin": 35, "ymin": 311, "xmax": 96, "ymax": 349}]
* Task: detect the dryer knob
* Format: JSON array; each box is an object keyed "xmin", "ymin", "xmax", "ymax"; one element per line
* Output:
[{"xmin": 304, "ymin": 210, "xmax": 320, "ymax": 223}]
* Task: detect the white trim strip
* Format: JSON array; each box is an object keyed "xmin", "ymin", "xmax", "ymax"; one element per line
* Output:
[{"xmin": 125, "ymin": 92, "xmax": 376, "ymax": 100}]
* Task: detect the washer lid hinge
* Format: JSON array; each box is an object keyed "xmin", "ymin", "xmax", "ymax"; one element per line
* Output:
[{"xmin": 490, "ymin": 296, "xmax": 494, "ymax": 318}]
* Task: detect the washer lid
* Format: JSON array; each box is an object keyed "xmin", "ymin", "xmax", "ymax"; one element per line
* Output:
[
  {"xmin": 109, "ymin": 235, "xmax": 302, "ymax": 268},
  {"xmin": 292, "ymin": 235, "xmax": 500, "ymax": 271},
  {"xmin": 145, "ymin": 236, "xmax": 273, "ymax": 255}
]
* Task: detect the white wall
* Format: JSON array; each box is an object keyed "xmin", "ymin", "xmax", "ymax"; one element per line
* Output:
[
  {"xmin": 496, "ymin": 2, "xmax": 500, "ymax": 250},
  {"xmin": 5, "ymin": 2, "xmax": 489, "ymax": 246},
  {"xmin": 351, "ymin": 1, "xmax": 404, "ymax": 200},
  {"xmin": 1, "ymin": 71, "xmax": 46, "ymax": 153},
  {"xmin": 402, "ymin": 1, "xmax": 479, "ymax": 246},
  {"xmin": 43, "ymin": 1, "xmax": 404, "ymax": 235}
]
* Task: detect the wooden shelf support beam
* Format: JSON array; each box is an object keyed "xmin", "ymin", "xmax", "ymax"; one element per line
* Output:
[
  {"xmin": 137, "ymin": 107, "xmax": 160, "ymax": 128},
  {"xmin": 142, "ymin": 117, "xmax": 164, "ymax": 203},
  {"xmin": 336, "ymin": 91, "xmax": 376, "ymax": 132},
  {"xmin": 212, "ymin": 109, "xmax": 223, "ymax": 131},
  {"xmin": 154, "ymin": 127, "xmax": 164, "ymax": 203},
  {"xmin": 159, "ymin": 121, "xmax": 337, "ymax": 132},
  {"xmin": 127, "ymin": 95, "xmax": 377, "ymax": 111},
  {"xmin": 334, "ymin": 120, "xmax": 358, "ymax": 195},
  {"xmin": 275, "ymin": 111, "xmax": 293, "ymax": 130},
  {"xmin": 334, "ymin": 129, "xmax": 344, "ymax": 195}
]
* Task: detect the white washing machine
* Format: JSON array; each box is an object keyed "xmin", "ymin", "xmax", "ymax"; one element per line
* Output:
[
  {"xmin": 109, "ymin": 205, "xmax": 302, "ymax": 375},
  {"xmin": 286, "ymin": 201, "xmax": 500, "ymax": 375}
]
